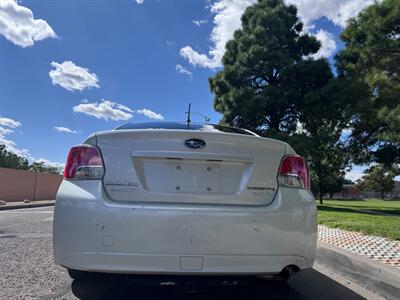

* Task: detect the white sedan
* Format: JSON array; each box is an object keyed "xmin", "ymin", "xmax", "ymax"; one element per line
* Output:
[{"xmin": 53, "ymin": 122, "xmax": 316, "ymax": 281}]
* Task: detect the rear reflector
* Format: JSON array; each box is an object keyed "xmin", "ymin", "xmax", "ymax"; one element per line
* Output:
[
  {"xmin": 64, "ymin": 145, "xmax": 104, "ymax": 180},
  {"xmin": 278, "ymin": 155, "xmax": 310, "ymax": 189}
]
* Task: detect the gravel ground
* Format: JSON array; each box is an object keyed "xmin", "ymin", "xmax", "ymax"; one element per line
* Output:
[
  {"xmin": 0, "ymin": 207, "xmax": 70, "ymax": 299},
  {"xmin": 0, "ymin": 206, "xmax": 381, "ymax": 300}
]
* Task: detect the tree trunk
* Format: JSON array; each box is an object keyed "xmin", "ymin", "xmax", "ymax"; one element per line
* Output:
[
  {"xmin": 317, "ymin": 164, "xmax": 323, "ymax": 205},
  {"xmin": 381, "ymin": 190, "xmax": 384, "ymax": 199},
  {"xmin": 270, "ymin": 120, "xmax": 280, "ymax": 132},
  {"xmin": 269, "ymin": 110, "xmax": 281, "ymax": 132}
]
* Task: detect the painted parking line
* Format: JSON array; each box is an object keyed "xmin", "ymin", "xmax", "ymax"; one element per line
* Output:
[
  {"xmin": 0, "ymin": 233, "xmax": 52, "ymax": 238},
  {"xmin": 0, "ymin": 206, "xmax": 53, "ymax": 213},
  {"xmin": 0, "ymin": 211, "xmax": 53, "ymax": 214}
]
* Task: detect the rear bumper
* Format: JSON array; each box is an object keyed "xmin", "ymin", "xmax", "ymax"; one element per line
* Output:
[
  {"xmin": 53, "ymin": 180, "xmax": 317, "ymax": 275},
  {"xmin": 61, "ymin": 253, "xmax": 308, "ymax": 275}
]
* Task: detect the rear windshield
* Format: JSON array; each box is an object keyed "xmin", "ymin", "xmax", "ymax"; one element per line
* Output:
[{"xmin": 115, "ymin": 122, "xmax": 257, "ymax": 136}]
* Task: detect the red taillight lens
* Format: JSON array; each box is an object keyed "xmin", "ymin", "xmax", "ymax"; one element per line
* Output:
[
  {"xmin": 64, "ymin": 145, "xmax": 104, "ymax": 180},
  {"xmin": 278, "ymin": 155, "xmax": 310, "ymax": 189}
]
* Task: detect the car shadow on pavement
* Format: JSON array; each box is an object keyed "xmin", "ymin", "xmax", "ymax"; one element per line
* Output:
[
  {"xmin": 71, "ymin": 275, "xmax": 300, "ymax": 300},
  {"xmin": 288, "ymin": 268, "xmax": 367, "ymax": 300},
  {"xmin": 70, "ymin": 269, "xmax": 367, "ymax": 300}
]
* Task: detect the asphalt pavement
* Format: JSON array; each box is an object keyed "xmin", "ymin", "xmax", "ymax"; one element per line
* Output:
[{"xmin": 0, "ymin": 206, "xmax": 384, "ymax": 300}]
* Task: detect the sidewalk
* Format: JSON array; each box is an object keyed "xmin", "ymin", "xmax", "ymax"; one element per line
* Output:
[
  {"xmin": 0, "ymin": 200, "xmax": 55, "ymax": 211},
  {"xmin": 318, "ymin": 225, "xmax": 400, "ymax": 268},
  {"xmin": 317, "ymin": 225, "xmax": 400, "ymax": 299}
]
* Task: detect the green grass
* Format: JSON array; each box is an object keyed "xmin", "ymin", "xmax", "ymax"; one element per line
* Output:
[
  {"xmin": 317, "ymin": 199, "xmax": 400, "ymax": 240},
  {"xmin": 320, "ymin": 198, "xmax": 400, "ymax": 215}
]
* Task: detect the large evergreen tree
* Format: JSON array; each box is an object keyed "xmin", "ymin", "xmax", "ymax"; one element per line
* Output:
[
  {"xmin": 336, "ymin": 0, "xmax": 400, "ymax": 166},
  {"xmin": 209, "ymin": 0, "xmax": 355, "ymax": 202},
  {"xmin": 290, "ymin": 78, "xmax": 362, "ymax": 203},
  {"xmin": 209, "ymin": 0, "xmax": 331, "ymax": 135}
]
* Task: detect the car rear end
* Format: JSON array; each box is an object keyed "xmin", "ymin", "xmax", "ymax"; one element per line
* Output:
[{"xmin": 53, "ymin": 123, "xmax": 317, "ymax": 278}]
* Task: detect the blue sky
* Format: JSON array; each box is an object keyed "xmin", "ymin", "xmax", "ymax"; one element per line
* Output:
[{"xmin": 0, "ymin": 0, "xmax": 375, "ymax": 179}]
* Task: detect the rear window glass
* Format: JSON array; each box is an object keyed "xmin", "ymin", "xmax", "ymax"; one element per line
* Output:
[{"xmin": 115, "ymin": 122, "xmax": 257, "ymax": 136}]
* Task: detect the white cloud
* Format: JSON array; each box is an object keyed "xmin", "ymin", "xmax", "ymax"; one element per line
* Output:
[
  {"xmin": 285, "ymin": 0, "xmax": 375, "ymax": 28},
  {"xmin": 193, "ymin": 19, "xmax": 209, "ymax": 27},
  {"xmin": 0, "ymin": 137, "xmax": 30, "ymax": 158},
  {"xmin": 180, "ymin": 0, "xmax": 255, "ymax": 69},
  {"xmin": 73, "ymin": 100, "xmax": 133, "ymax": 121},
  {"xmin": 176, "ymin": 64, "xmax": 192, "ymax": 77},
  {"xmin": 180, "ymin": 46, "xmax": 220, "ymax": 69},
  {"xmin": 0, "ymin": 116, "xmax": 29, "ymax": 158},
  {"xmin": 0, "ymin": 116, "xmax": 63, "ymax": 171},
  {"xmin": 181, "ymin": 0, "xmax": 375, "ymax": 69},
  {"xmin": 73, "ymin": 100, "xmax": 163, "ymax": 121},
  {"xmin": 0, "ymin": 0, "xmax": 56, "ymax": 48},
  {"xmin": 54, "ymin": 126, "xmax": 79, "ymax": 134},
  {"xmin": 136, "ymin": 109, "xmax": 164, "ymax": 120},
  {"xmin": 135, "ymin": 0, "xmax": 144, "ymax": 4},
  {"xmin": 0, "ymin": 126, "xmax": 14, "ymax": 136},
  {"xmin": 0, "ymin": 116, "xmax": 21, "ymax": 128},
  {"xmin": 0, "ymin": 116, "xmax": 23, "ymax": 155},
  {"xmin": 116, "ymin": 103, "xmax": 133, "ymax": 113},
  {"xmin": 0, "ymin": 134, "xmax": 63, "ymax": 170},
  {"xmin": 345, "ymin": 166, "xmax": 367, "ymax": 182},
  {"xmin": 49, "ymin": 61, "xmax": 100, "ymax": 91},
  {"xmin": 311, "ymin": 29, "xmax": 337, "ymax": 59},
  {"xmin": 34, "ymin": 158, "xmax": 64, "ymax": 171}
]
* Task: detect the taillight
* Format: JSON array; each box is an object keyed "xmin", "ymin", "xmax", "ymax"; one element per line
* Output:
[
  {"xmin": 64, "ymin": 144, "xmax": 104, "ymax": 180},
  {"xmin": 278, "ymin": 155, "xmax": 310, "ymax": 189}
]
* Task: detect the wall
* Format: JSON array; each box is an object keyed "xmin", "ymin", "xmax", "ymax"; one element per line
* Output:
[{"xmin": 0, "ymin": 167, "xmax": 63, "ymax": 202}]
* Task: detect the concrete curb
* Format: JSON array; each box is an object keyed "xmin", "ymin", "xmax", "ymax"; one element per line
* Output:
[
  {"xmin": 0, "ymin": 201, "xmax": 55, "ymax": 211},
  {"xmin": 316, "ymin": 240, "xmax": 400, "ymax": 300}
]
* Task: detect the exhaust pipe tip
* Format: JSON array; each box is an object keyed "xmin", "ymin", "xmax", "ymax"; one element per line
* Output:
[{"xmin": 278, "ymin": 265, "xmax": 299, "ymax": 281}]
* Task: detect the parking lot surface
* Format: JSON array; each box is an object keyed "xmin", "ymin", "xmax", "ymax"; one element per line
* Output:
[{"xmin": 0, "ymin": 207, "xmax": 382, "ymax": 299}]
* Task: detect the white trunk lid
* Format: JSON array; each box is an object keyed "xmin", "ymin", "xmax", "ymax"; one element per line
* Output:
[{"xmin": 95, "ymin": 130, "xmax": 287, "ymax": 205}]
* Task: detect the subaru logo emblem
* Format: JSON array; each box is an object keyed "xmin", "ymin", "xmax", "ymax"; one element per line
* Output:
[{"xmin": 184, "ymin": 138, "xmax": 206, "ymax": 149}]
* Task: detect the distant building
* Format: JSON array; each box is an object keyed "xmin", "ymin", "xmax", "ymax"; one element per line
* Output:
[
  {"xmin": 329, "ymin": 181, "xmax": 400, "ymax": 199},
  {"xmin": 331, "ymin": 184, "xmax": 360, "ymax": 199}
]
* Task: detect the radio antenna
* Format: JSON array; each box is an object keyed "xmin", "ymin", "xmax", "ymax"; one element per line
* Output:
[
  {"xmin": 185, "ymin": 103, "xmax": 211, "ymax": 125},
  {"xmin": 186, "ymin": 103, "xmax": 191, "ymax": 129}
]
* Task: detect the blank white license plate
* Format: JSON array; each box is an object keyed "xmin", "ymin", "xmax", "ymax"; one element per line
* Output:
[{"xmin": 141, "ymin": 159, "xmax": 245, "ymax": 194}]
